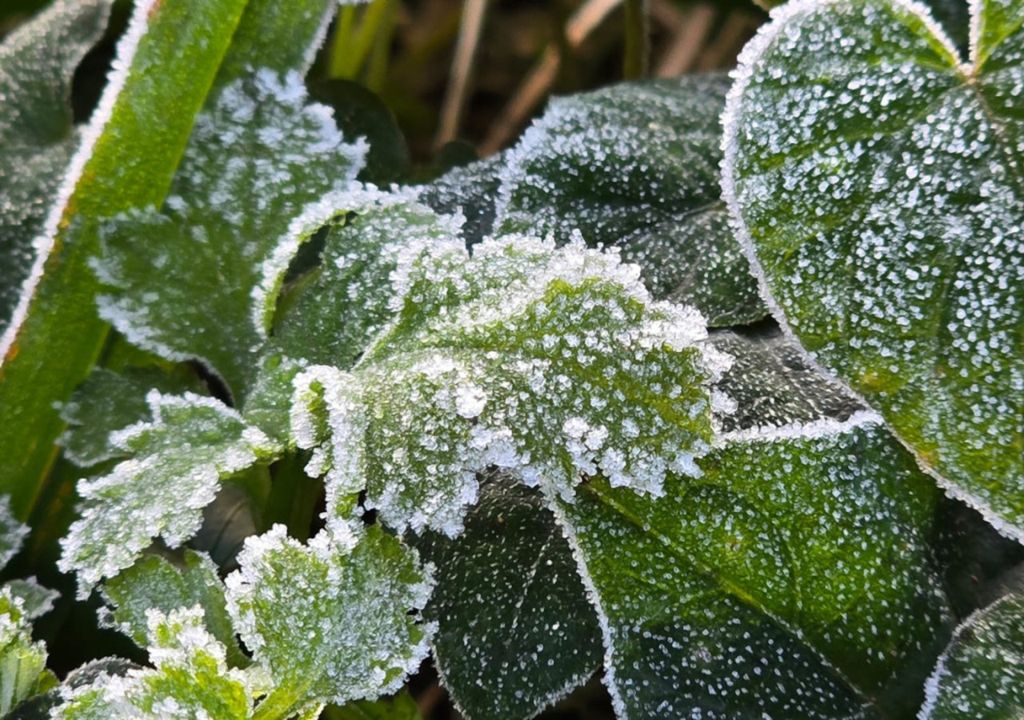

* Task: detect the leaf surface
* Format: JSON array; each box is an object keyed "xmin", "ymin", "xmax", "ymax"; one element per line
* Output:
[
  {"xmin": 920, "ymin": 591, "xmax": 1024, "ymax": 719},
  {"xmin": 723, "ymin": 0, "xmax": 1024, "ymax": 538},
  {"xmin": 496, "ymin": 76, "xmax": 767, "ymax": 327},
  {"xmin": 553, "ymin": 421, "xmax": 952, "ymax": 719}
]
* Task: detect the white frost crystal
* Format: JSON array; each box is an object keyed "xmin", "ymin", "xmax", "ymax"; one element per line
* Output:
[
  {"xmin": 293, "ymin": 231, "xmax": 726, "ymax": 537},
  {"xmin": 225, "ymin": 524, "xmax": 434, "ymax": 710},
  {"xmin": 59, "ymin": 392, "xmax": 280, "ymax": 596}
]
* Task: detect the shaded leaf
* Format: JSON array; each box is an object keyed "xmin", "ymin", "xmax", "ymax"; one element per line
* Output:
[
  {"xmin": 496, "ymin": 76, "xmax": 767, "ymax": 327},
  {"xmin": 420, "ymin": 473, "xmax": 601, "ymax": 720},
  {"xmin": 722, "ymin": 0, "xmax": 1024, "ymax": 539},
  {"xmin": 417, "ymin": 155, "xmax": 503, "ymax": 248}
]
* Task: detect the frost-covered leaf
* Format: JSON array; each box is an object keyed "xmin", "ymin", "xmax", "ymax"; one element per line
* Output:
[
  {"xmin": 496, "ymin": 76, "xmax": 767, "ymax": 327},
  {"xmin": 273, "ymin": 190, "xmax": 463, "ymax": 368},
  {"xmin": 0, "ymin": 0, "xmax": 110, "ymax": 335},
  {"xmin": 0, "ymin": 495, "xmax": 29, "ymax": 570},
  {"xmin": 722, "ymin": 0, "xmax": 1024, "ymax": 538},
  {"xmin": 5, "ymin": 579, "xmax": 57, "ymax": 622},
  {"xmin": 419, "ymin": 473, "xmax": 601, "ymax": 720},
  {"xmin": 417, "ymin": 156, "xmax": 503, "ymax": 247},
  {"xmin": 93, "ymin": 69, "xmax": 367, "ymax": 397},
  {"xmin": 225, "ymin": 524, "xmax": 433, "ymax": 714},
  {"xmin": 59, "ymin": 367, "xmax": 206, "ymax": 468},
  {"xmin": 920, "ymin": 591, "xmax": 1024, "ymax": 719},
  {"xmin": 7, "ymin": 658, "xmax": 135, "ymax": 720},
  {"xmin": 0, "ymin": 587, "xmax": 50, "ymax": 714},
  {"xmin": 553, "ymin": 420, "xmax": 952, "ymax": 719},
  {"xmin": 101, "ymin": 551, "xmax": 244, "ymax": 667},
  {"xmin": 52, "ymin": 607, "xmax": 254, "ymax": 719},
  {"xmin": 58, "ymin": 392, "xmax": 280, "ymax": 596},
  {"xmin": 293, "ymin": 234, "xmax": 726, "ymax": 536},
  {"xmin": 709, "ymin": 327, "xmax": 865, "ymax": 434}
]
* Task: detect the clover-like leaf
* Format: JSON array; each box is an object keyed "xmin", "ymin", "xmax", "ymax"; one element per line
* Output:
[
  {"xmin": 293, "ymin": 232, "xmax": 727, "ymax": 536},
  {"xmin": 93, "ymin": 69, "xmax": 367, "ymax": 397},
  {"xmin": 53, "ymin": 607, "xmax": 254, "ymax": 720},
  {"xmin": 553, "ymin": 419, "xmax": 952, "ymax": 719},
  {"xmin": 59, "ymin": 367, "xmax": 206, "ymax": 468},
  {"xmin": 722, "ymin": 0, "xmax": 1024, "ymax": 538},
  {"xmin": 224, "ymin": 524, "xmax": 434, "ymax": 716},
  {"xmin": 0, "ymin": 0, "xmax": 110, "ymax": 334},
  {"xmin": 0, "ymin": 587, "xmax": 51, "ymax": 714},
  {"xmin": 58, "ymin": 392, "xmax": 280, "ymax": 596},
  {"xmin": 101, "ymin": 550, "xmax": 244, "ymax": 667},
  {"xmin": 920, "ymin": 591, "xmax": 1024, "ymax": 719},
  {"xmin": 419, "ymin": 473, "xmax": 601, "ymax": 720},
  {"xmin": 496, "ymin": 76, "xmax": 767, "ymax": 327}
]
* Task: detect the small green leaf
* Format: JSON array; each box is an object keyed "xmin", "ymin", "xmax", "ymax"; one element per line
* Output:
[
  {"xmin": 101, "ymin": 550, "xmax": 245, "ymax": 668},
  {"xmin": 293, "ymin": 233, "xmax": 726, "ymax": 536},
  {"xmin": 420, "ymin": 473, "xmax": 601, "ymax": 720},
  {"xmin": 0, "ymin": 587, "xmax": 50, "ymax": 714},
  {"xmin": 4, "ymin": 579, "xmax": 57, "ymax": 621},
  {"xmin": 328, "ymin": 690, "xmax": 422, "ymax": 720},
  {"xmin": 59, "ymin": 367, "xmax": 206, "ymax": 468},
  {"xmin": 225, "ymin": 524, "xmax": 433, "ymax": 713},
  {"xmin": 94, "ymin": 70, "xmax": 366, "ymax": 397},
  {"xmin": 58, "ymin": 392, "xmax": 280, "ymax": 596},
  {"xmin": 920, "ymin": 591, "xmax": 1024, "ymax": 719},
  {"xmin": 0, "ymin": 495, "xmax": 29, "ymax": 569},
  {"xmin": 0, "ymin": 0, "xmax": 110, "ymax": 334},
  {"xmin": 53, "ymin": 607, "xmax": 255, "ymax": 720},
  {"xmin": 496, "ymin": 76, "xmax": 768, "ymax": 327},
  {"xmin": 722, "ymin": 0, "xmax": 1024, "ymax": 539},
  {"xmin": 553, "ymin": 421, "xmax": 952, "ymax": 719}
]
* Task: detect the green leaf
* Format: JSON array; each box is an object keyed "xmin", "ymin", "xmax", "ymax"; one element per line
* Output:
[
  {"xmin": 0, "ymin": 0, "xmax": 250, "ymax": 521},
  {"xmin": 225, "ymin": 524, "xmax": 433, "ymax": 714},
  {"xmin": 0, "ymin": 587, "xmax": 50, "ymax": 714},
  {"xmin": 101, "ymin": 550, "xmax": 245, "ymax": 668},
  {"xmin": 495, "ymin": 76, "xmax": 768, "ymax": 327},
  {"xmin": 292, "ymin": 233, "xmax": 726, "ymax": 536},
  {"xmin": 93, "ymin": 69, "xmax": 366, "ymax": 398},
  {"xmin": 0, "ymin": 494, "xmax": 29, "ymax": 569},
  {"xmin": 7, "ymin": 658, "xmax": 136, "ymax": 720},
  {"xmin": 53, "ymin": 607, "xmax": 256, "ymax": 720},
  {"xmin": 722, "ymin": 0, "xmax": 1024, "ymax": 539},
  {"xmin": 328, "ymin": 691, "xmax": 422, "ymax": 720},
  {"xmin": 4, "ymin": 578, "xmax": 58, "ymax": 621},
  {"xmin": 59, "ymin": 367, "xmax": 206, "ymax": 468},
  {"xmin": 920, "ymin": 591, "xmax": 1024, "ymax": 719},
  {"xmin": 419, "ymin": 473, "xmax": 601, "ymax": 720},
  {"xmin": 0, "ymin": 0, "xmax": 110, "ymax": 334},
  {"xmin": 416, "ymin": 155, "xmax": 503, "ymax": 247},
  {"xmin": 58, "ymin": 392, "xmax": 280, "ymax": 596},
  {"xmin": 552, "ymin": 420, "xmax": 952, "ymax": 719}
]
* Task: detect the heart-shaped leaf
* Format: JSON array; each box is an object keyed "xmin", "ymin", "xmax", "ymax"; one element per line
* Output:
[{"xmin": 723, "ymin": 0, "xmax": 1024, "ymax": 538}]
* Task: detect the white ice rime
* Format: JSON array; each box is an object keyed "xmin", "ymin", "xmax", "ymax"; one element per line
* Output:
[
  {"xmin": 58, "ymin": 391, "xmax": 280, "ymax": 597},
  {"xmin": 293, "ymin": 230, "xmax": 727, "ymax": 537}
]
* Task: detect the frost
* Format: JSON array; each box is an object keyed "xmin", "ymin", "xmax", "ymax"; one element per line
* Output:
[
  {"xmin": 552, "ymin": 422, "xmax": 952, "ymax": 719},
  {"xmin": 0, "ymin": 0, "xmax": 109, "ymax": 336},
  {"xmin": 919, "ymin": 591, "xmax": 1024, "ymax": 719},
  {"xmin": 293, "ymin": 231, "xmax": 724, "ymax": 537},
  {"xmin": 224, "ymin": 524, "xmax": 434, "ymax": 711},
  {"xmin": 92, "ymin": 68, "xmax": 366, "ymax": 396},
  {"xmin": 0, "ymin": 586, "xmax": 51, "ymax": 714},
  {"xmin": 496, "ymin": 75, "xmax": 767, "ymax": 327},
  {"xmin": 0, "ymin": 495, "xmax": 28, "ymax": 570},
  {"xmin": 416, "ymin": 155, "xmax": 503, "ymax": 247},
  {"xmin": 58, "ymin": 392, "xmax": 280, "ymax": 597},
  {"xmin": 51, "ymin": 607, "xmax": 254, "ymax": 720},
  {"xmin": 722, "ymin": 0, "xmax": 1024, "ymax": 539}
]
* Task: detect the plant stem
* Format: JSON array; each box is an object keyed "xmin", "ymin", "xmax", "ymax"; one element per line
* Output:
[
  {"xmin": 623, "ymin": 0, "xmax": 649, "ymax": 79},
  {"xmin": 328, "ymin": 5, "xmax": 358, "ymax": 78}
]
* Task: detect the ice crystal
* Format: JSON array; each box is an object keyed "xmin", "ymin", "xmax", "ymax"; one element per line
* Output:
[
  {"xmin": 722, "ymin": 0, "xmax": 1024, "ymax": 539},
  {"xmin": 0, "ymin": 586, "xmax": 51, "ymax": 714},
  {"xmin": 59, "ymin": 392, "xmax": 280, "ymax": 596},
  {"xmin": 225, "ymin": 524, "xmax": 434, "ymax": 710},
  {"xmin": 293, "ymin": 232, "xmax": 726, "ymax": 536}
]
